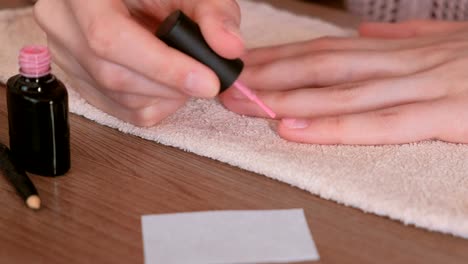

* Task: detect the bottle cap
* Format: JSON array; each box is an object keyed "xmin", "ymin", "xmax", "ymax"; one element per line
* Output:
[{"xmin": 19, "ymin": 45, "xmax": 51, "ymax": 78}]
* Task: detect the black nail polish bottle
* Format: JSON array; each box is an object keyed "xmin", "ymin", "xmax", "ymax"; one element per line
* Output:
[{"xmin": 6, "ymin": 45, "xmax": 70, "ymax": 176}]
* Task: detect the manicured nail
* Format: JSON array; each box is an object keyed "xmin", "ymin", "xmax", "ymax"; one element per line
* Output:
[
  {"xmin": 282, "ymin": 118, "xmax": 310, "ymax": 129},
  {"xmin": 224, "ymin": 19, "xmax": 243, "ymax": 40},
  {"xmin": 229, "ymin": 88, "xmax": 246, "ymax": 100},
  {"xmin": 185, "ymin": 71, "xmax": 214, "ymax": 97}
]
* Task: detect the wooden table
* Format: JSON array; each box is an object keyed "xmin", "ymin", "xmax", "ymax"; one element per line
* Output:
[{"xmin": 1, "ymin": 1, "xmax": 467, "ymax": 263}]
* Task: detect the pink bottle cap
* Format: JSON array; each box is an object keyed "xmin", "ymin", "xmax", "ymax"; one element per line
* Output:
[{"xmin": 19, "ymin": 45, "xmax": 51, "ymax": 78}]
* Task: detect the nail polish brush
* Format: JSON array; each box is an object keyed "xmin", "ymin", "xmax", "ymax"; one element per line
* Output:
[{"xmin": 156, "ymin": 10, "xmax": 276, "ymax": 118}]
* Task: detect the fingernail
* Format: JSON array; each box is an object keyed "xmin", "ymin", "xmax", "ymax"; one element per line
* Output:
[
  {"xmin": 185, "ymin": 71, "xmax": 214, "ymax": 97},
  {"xmin": 223, "ymin": 19, "xmax": 243, "ymax": 40},
  {"xmin": 229, "ymin": 88, "xmax": 246, "ymax": 100},
  {"xmin": 282, "ymin": 118, "xmax": 310, "ymax": 129}
]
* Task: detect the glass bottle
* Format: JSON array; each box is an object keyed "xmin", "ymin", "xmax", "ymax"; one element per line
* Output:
[{"xmin": 6, "ymin": 45, "xmax": 70, "ymax": 176}]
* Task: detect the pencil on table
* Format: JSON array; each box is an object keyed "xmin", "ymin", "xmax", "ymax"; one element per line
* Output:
[{"xmin": 0, "ymin": 143, "xmax": 41, "ymax": 210}]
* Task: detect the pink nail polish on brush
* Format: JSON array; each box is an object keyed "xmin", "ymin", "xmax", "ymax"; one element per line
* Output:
[{"xmin": 156, "ymin": 10, "xmax": 276, "ymax": 118}]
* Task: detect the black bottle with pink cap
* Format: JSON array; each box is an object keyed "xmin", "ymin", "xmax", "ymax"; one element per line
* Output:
[{"xmin": 6, "ymin": 45, "xmax": 70, "ymax": 177}]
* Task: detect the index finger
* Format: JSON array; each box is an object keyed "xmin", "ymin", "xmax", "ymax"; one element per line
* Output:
[
  {"xmin": 67, "ymin": 0, "xmax": 220, "ymax": 97},
  {"xmin": 278, "ymin": 101, "xmax": 444, "ymax": 145}
]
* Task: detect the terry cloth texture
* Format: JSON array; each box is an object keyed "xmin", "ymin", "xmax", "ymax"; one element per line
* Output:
[{"xmin": 0, "ymin": 0, "xmax": 467, "ymax": 238}]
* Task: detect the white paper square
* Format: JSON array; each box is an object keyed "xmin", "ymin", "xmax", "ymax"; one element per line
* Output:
[{"xmin": 141, "ymin": 209, "xmax": 319, "ymax": 264}]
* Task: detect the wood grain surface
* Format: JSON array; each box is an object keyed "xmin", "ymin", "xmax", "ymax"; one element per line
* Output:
[{"xmin": 0, "ymin": 1, "xmax": 467, "ymax": 263}]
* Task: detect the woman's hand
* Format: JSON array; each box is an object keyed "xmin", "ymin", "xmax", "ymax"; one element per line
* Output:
[
  {"xmin": 220, "ymin": 20, "xmax": 468, "ymax": 145},
  {"xmin": 34, "ymin": 0, "xmax": 244, "ymax": 126}
]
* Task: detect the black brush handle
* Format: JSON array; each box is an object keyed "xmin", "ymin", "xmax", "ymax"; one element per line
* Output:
[{"xmin": 156, "ymin": 10, "xmax": 244, "ymax": 92}]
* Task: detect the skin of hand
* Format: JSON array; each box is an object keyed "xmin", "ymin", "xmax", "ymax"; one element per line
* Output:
[
  {"xmin": 33, "ymin": 0, "xmax": 244, "ymax": 126},
  {"xmin": 220, "ymin": 20, "xmax": 468, "ymax": 145}
]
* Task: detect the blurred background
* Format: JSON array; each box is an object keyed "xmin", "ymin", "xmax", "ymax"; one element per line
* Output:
[{"xmin": 304, "ymin": 0, "xmax": 345, "ymax": 9}]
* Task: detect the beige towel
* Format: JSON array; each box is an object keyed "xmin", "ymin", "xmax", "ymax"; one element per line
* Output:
[{"xmin": 1, "ymin": 1, "xmax": 467, "ymax": 239}]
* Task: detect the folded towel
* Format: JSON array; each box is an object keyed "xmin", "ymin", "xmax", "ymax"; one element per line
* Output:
[{"xmin": 0, "ymin": 0, "xmax": 467, "ymax": 239}]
